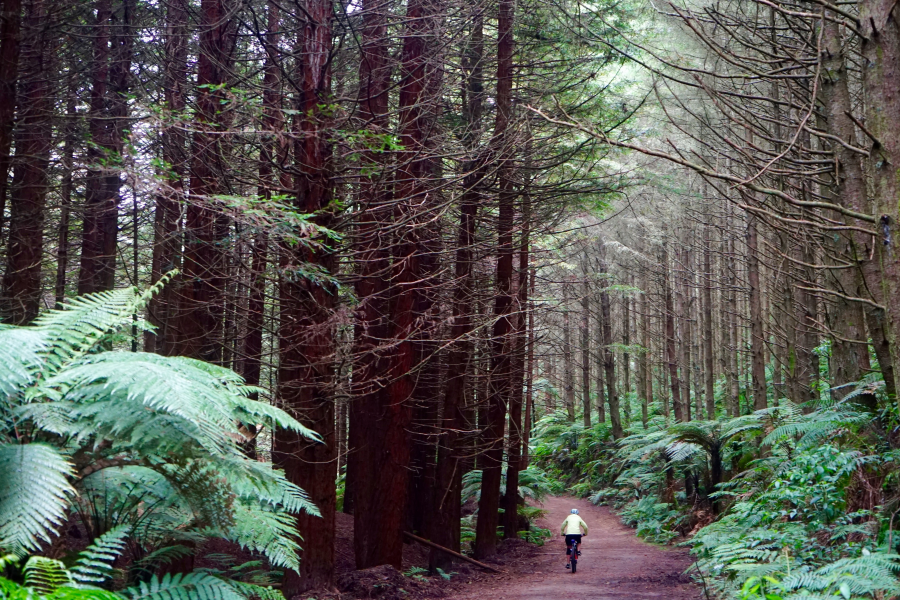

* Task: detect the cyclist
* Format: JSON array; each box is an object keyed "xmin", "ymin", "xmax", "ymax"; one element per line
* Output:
[{"xmin": 561, "ymin": 508, "xmax": 588, "ymax": 569}]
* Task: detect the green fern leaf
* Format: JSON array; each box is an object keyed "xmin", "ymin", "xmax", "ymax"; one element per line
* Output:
[
  {"xmin": 123, "ymin": 572, "xmax": 244, "ymax": 600},
  {"xmin": 70, "ymin": 525, "xmax": 131, "ymax": 586},
  {"xmin": 0, "ymin": 327, "xmax": 44, "ymax": 401},
  {"xmin": 0, "ymin": 443, "xmax": 75, "ymax": 555},
  {"xmin": 24, "ymin": 556, "xmax": 73, "ymax": 595}
]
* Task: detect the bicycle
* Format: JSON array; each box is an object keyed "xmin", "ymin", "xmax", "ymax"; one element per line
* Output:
[{"xmin": 566, "ymin": 536, "xmax": 582, "ymax": 573}]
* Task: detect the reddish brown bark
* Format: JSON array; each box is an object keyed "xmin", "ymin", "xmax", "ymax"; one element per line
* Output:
[
  {"xmin": 172, "ymin": 0, "xmax": 233, "ymax": 362},
  {"xmin": 146, "ymin": 0, "xmax": 187, "ymax": 354},
  {"xmin": 580, "ymin": 264, "xmax": 591, "ymax": 428},
  {"xmin": 0, "ymin": 0, "xmax": 21, "ymax": 238},
  {"xmin": 348, "ymin": 0, "xmax": 403, "ymax": 569},
  {"xmin": 662, "ymin": 244, "xmax": 684, "ymax": 422},
  {"xmin": 54, "ymin": 85, "xmax": 77, "ymax": 308},
  {"xmin": 78, "ymin": 0, "xmax": 133, "ymax": 295},
  {"xmin": 273, "ymin": 0, "xmax": 337, "ymax": 591},
  {"xmin": 473, "ymin": 0, "xmax": 515, "ymax": 558},
  {"xmin": 703, "ymin": 221, "xmax": 715, "ymax": 418},
  {"xmin": 430, "ymin": 10, "xmax": 484, "ymax": 569},
  {"xmin": 599, "ymin": 253, "xmax": 623, "ymax": 439},
  {"xmin": 0, "ymin": 0, "xmax": 51, "ymax": 325},
  {"xmin": 502, "ymin": 199, "xmax": 529, "ymax": 540},
  {"xmin": 747, "ymin": 214, "xmax": 767, "ymax": 411}
]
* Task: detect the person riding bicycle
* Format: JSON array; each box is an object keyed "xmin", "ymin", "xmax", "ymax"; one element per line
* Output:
[{"xmin": 561, "ymin": 508, "xmax": 588, "ymax": 569}]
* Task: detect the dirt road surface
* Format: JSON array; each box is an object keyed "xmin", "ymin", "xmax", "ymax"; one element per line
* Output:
[{"xmin": 447, "ymin": 495, "xmax": 702, "ymax": 600}]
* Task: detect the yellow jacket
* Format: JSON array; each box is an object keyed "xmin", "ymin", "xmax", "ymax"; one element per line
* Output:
[{"xmin": 561, "ymin": 514, "xmax": 588, "ymax": 536}]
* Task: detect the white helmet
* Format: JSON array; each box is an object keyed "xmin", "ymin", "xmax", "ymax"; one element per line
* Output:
[{"xmin": 571, "ymin": 509, "xmax": 579, "ymax": 515}]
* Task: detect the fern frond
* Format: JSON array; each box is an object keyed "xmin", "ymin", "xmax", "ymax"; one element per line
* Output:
[
  {"xmin": 0, "ymin": 327, "xmax": 44, "ymax": 402},
  {"xmin": 0, "ymin": 443, "xmax": 75, "ymax": 555},
  {"xmin": 24, "ymin": 556, "xmax": 73, "ymax": 595},
  {"xmin": 123, "ymin": 572, "xmax": 244, "ymax": 600},
  {"xmin": 666, "ymin": 441, "xmax": 702, "ymax": 462},
  {"xmin": 35, "ymin": 353, "xmax": 318, "ymax": 457},
  {"xmin": 130, "ymin": 546, "xmax": 193, "ymax": 572},
  {"xmin": 31, "ymin": 288, "xmax": 147, "ymax": 376},
  {"xmin": 225, "ymin": 581, "xmax": 284, "ymax": 600},
  {"xmin": 70, "ymin": 526, "xmax": 131, "ymax": 586},
  {"xmin": 223, "ymin": 502, "xmax": 301, "ymax": 572},
  {"xmin": 48, "ymin": 588, "xmax": 122, "ymax": 600}
]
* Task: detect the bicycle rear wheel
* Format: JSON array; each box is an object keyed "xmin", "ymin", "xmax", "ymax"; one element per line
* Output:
[{"xmin": 571, "ymin": 557, "xmax": 577, "ymax": 573}]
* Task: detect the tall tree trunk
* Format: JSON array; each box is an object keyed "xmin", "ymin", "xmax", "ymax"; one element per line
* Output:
[
  {"xmin": 747, "ymin": 213, "xmax": 768, "ymax": 410},
  {"xmin": 173, "ymin": 0, "xmax": 232, "ymax": 362},
  {"xmin": 678, "ymin": 243, "xmax": 692, "ymax": 420},
  {"xmin": 79, "ymin": 0, "xmax": 133, "ymax": 294},
  {"xmin": 237, "ymin": 0, "xmax": 283, "ymax": 456},
  {"xmin": 474, "ymin": 0, "xmax": 515, "ymax": 557},
  {"xmin": 599, "ymin": 252, "xmax": 623, "ymax": 439},
  {"xmin": 0, "ymin": 0, "xmax": 52, "ymax": 325},
  {"xmin": 0, "ymin": 0, "xmax": 21, "ymax": 239},
  {"xmin": 54, "ymin": 85, "xmax": 77, "ymax": 308},
  {"xmin": 703, "ymin": 219, "xmax": 715, "ymax": 418},
  {"xmin": 623, "ymin": 287, "xmax": 631, "ymax": 423},
  {"xmin": 860, "ymin": 0, "xmax": 900, "ymax": 407},
  {"xmin": 503, "ymin": 195, "xmax": 529, "ymax": 540},
  {"xmin": 580, "ymin": 268, "xmax": 591, "ymax": 427},
  {"xmin": 562, "ymin": 281, "xmax": 575, "ymax": 421},
  {"xmin": 430, "ymin": 7, "xmax": 484, "ymax": 568},
  {"xmin": 274, "ymin": 0, "xmax": 337, "ymax": 590},
  {"xmin": 398, "ymin": 0, "xmax": 441, "ymax": 546},
  {"xmin": 663, "ymin": 243, "xmax": 684, "ymax": 421},
  {"xmin": 594, "ymin": 293, "xmax": 606, "ymax": 424},
  {"xmin": 639, "ymin": 272, "xmax": 650, "ymax": 427},
  {"xmin": 146, "ymin": 0, "xmax": 187, "ymax": 354},
  {"xmin": 796, "ymin": 243, "xmax": 819, "ymax": 406},
  {"xmin": 345, "ymin": 0, "xmax": 393, "ymax": 522},
  {"xmin": 523, "ymin": 267, "xmax": 535, "ymax": 464}
]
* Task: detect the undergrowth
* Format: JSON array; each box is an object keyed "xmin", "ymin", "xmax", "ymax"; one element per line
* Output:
[{"xmin": 529, "ymin": 373, "xmax": 900, "ymax": 599}]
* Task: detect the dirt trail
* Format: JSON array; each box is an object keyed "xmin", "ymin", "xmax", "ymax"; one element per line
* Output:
[{"xmin": 447, "ymin": 495, "xmax": 702, "ymax": 600}]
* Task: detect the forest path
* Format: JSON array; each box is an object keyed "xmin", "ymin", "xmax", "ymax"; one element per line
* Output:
[{"xmin": 447, "ymin": 495, "xmax": 702, "ymax": 600}]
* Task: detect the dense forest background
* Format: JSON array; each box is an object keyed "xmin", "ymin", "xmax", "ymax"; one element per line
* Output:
[{"xmin": 4, "ymin": 0, "xmax": 900, "ymax": 598}]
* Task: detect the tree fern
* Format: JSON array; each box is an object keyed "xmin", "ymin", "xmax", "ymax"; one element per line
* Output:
[
  {"xmin": 0, "ymin": 443, "xmax": 75, "ymax": 555},
  {"xmin": 0, "ymin": 285, "xmax": 321, "ymax": 584}
]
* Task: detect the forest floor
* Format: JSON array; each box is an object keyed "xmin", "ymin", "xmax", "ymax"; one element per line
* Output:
[
  {"xmin": 443, "ymin": 495, "xmax": 702, "ymax": 600},
  {"xmin": 321, "ymin": 495, "xmax": 702, "ymax": 600}
]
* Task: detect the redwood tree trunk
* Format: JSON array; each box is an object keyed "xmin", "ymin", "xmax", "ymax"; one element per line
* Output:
[
  {"xmin": 173, "ymin": 0, "xmax": 232, "ymax": 362},
  {"xmin": 747, "ymin": 214, "xmax": 768, "ymax": 411},
  {"xmin": 663, "ymin": 244, "xmax": 684, "ymax": 421},
  {"xmin": 703, "ymin": 220, "xmax": 715, "ymax": 418},
  {"xmin": 474, "ymin": 0, "xmax": 515, "ymax": 557},
  {"xmin": 146, "ymin": 0, "xmax": 187, "ymax": 354},
  {"xmin": 345, "ymin": 0, "xmax": 392, "ymax": 522},
  {"xmin": 599, "ymin": 253, "xmax": 623, "ymax": 439},
  {"xmin": 502, "ymin": 199, "xmax": 529, "ymax": 540},
  {"xmin": 1, "ymin": 0, "xmax": 52, "ymax": 325},
  {"xmin": 430, "ymin": 8, "xmax": 484, "ymax": 568},
  {"xmin": 562, "ymin": 281, "xmax": 575, "ymax": 421},
  {"xmin": 860, "ymin": 0, "xmax": 900, "ymax": 407},
  {"xmin": 580, "ymin": 266, "xmax": 592, "ymax": 427},
  {"xmin": 274, "ymin": 0, "xmax": 337, "ymax": 591},
  {"xmin": 0, "ymin": 0, "xmax": 21, "ymax": 239},
  {"xmin": 78, "ymin": 0, "xmax": 132, "ymax": 295}
]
